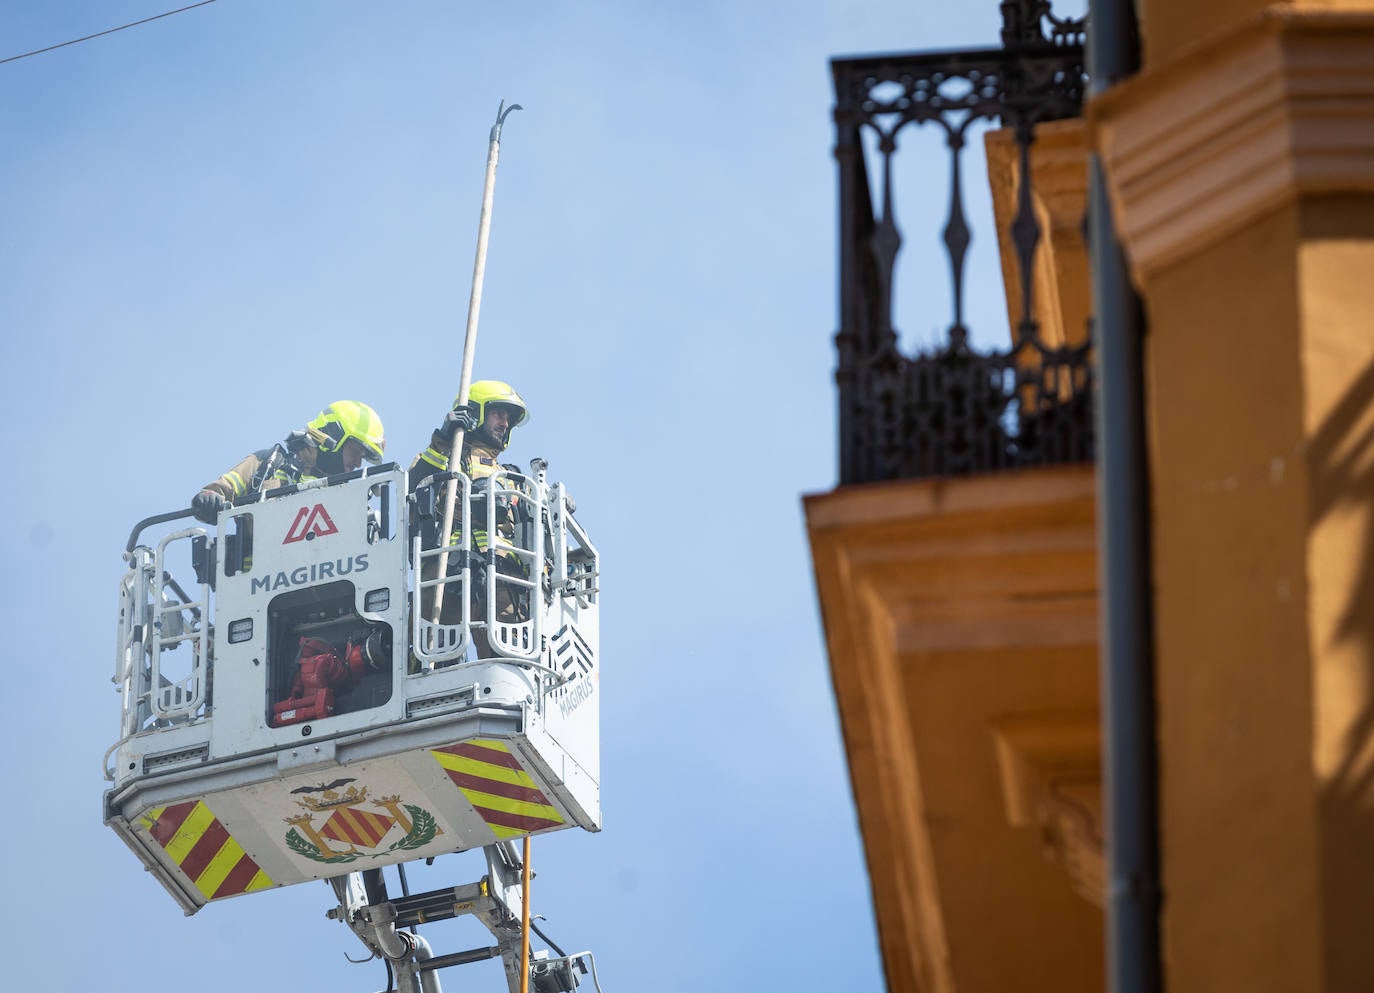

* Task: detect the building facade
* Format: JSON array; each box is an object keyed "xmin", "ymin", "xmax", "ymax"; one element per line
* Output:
[{"xmin": 808, "ymin": 2, "xmax": 1374, "ymax": 991}]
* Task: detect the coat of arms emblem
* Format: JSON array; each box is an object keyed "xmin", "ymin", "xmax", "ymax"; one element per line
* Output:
[{"xmin": 283, "ymin": 780, "xmax": 441, "ymax": 864}]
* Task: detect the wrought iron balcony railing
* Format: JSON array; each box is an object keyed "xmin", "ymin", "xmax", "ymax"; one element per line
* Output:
[{"xmin": 832, "ymin": 1, "xmax": 1093, "ymax": 485}]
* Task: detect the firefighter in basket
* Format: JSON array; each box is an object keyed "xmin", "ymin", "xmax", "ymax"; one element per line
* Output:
[
  {"xmin": 191, "ymin": 400, "xmax": 387, "ymax": 524},
  {"xmin": 411, "ymin": 380, "xmax": 532, "ymax": 658}
]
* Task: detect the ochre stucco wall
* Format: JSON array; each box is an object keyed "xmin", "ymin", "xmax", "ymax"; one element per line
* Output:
[
  {"xmin": 1146, "ymin": 192, "xmax": 1374, "ymax": 993},
  {"xmin": 1296, "ymin": 198, "xmax": 1374, "ymax": 993},
  {"xmin": 1094, "ymin": 1, "xmax": 1374, "ymax": 985},
  {"xmin": 1145, "ymin": 201, "xmax": 1322, "ymax": 992}
]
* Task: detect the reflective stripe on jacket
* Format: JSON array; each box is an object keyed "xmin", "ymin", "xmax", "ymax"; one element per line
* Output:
[
  {"xmin": 409, "ymin": 434, "xmax": 521, "ymax": 554},
  {"xmin": 200, "ymin": 444, "xmax": 319, "ymax": 502}
]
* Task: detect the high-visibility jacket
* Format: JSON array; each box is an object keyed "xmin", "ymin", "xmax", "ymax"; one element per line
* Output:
[
  {"xmin": 199, "ymin": 440, "xmax": 321, "ymax": 503},
  {"xmin": 411, "ymin": 430, "xmax": 508, "ymax": 482},
  {"xmin": 409, "ymin": 433, "xmax": 519, "ymax": 553}
]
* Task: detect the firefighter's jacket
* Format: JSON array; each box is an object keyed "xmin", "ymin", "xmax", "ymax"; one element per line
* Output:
[
  {"xmin": 411, "ymin": 430, "xmax": 508, "ymax": 484},
  {"xmin": 409, "ymin": 431, "xmax": 518, "ymax": 554},
  {"xmin": 200, "ymin": 442, "xmax": 321, "ymax": 503}
]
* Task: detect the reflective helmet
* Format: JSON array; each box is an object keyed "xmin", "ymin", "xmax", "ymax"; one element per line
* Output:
[
  {"xmin": 307, "ymin": 401, "xmax": 386, "ymax": 463},
  {"xmin": 457, "ymin": 380, "xmax": 528, "ymax": 447}
]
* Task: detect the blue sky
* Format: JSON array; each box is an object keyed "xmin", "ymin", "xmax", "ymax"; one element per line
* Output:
[{"xmin": 0, "ymin": 3, "xmax": 1025, "ymax": 990}]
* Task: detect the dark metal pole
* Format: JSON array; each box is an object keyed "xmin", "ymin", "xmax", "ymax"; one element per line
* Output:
[
  {"xmin": 1086, "ymin": 2, "xmax": 1159, "ymax": 993},
  {"xmin": 416, "ymin": 945, "xmax": 501, "ymax": 972},
  {"xmin": 832, "ymin": 76, "xmax": 864, "ymax": 487}
]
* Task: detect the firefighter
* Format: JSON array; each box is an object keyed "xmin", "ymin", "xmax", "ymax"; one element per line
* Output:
[
  {"xmin": 191, "ymin": 400, "xmax": 386, "ymax": 524},
  {"xmin": 411, "ymin": 380, "xmax": 526, "ymax": 488},
  {"xmin": 411, "ymin": 381, "xmax": 530, "ymax": 657}
]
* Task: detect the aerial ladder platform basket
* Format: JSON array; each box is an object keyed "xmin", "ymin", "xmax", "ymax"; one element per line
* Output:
[{"xmin": 104, "ymin": 461, "xmax": 600, "ymax": 916}]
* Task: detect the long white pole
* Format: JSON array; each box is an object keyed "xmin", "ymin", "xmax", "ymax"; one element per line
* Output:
[{"xmin": 431, "ymin": 100, "xmax": 522, "ymax": 627}]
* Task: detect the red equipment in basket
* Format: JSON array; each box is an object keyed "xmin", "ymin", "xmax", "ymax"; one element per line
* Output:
[{"xmin": 271, "ymin": 636, "xmax": 366, "ymax": 727}]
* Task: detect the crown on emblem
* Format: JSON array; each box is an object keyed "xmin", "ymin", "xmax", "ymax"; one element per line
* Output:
[{"xmin": 294, "ymin": 784, "xmax": 368, "ymax": 812}]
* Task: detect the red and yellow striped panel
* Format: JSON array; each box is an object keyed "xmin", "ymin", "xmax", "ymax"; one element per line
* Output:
[
  {"xmin": 321, "ymin": 807, "xmax": 394, "ymax": 849},
  {"xmin": 431, "ymin": 739, "xmax": 565, "ymax": 840},
  {"xmin": 140, "ymin": 800, "xmax": 273, "ymax": 901}
]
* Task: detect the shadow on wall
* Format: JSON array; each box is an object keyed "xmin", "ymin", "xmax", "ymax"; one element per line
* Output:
[{"xmin": 1307, "ymin": 351, "xmax": 1374, "ymax": 989}]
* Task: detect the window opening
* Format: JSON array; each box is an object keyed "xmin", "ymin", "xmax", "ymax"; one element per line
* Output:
[
  {"xmin": 367, "ymin": 478, "xmax": 397, "ymax": 544},
  {"xmin": 224, "ymin": 512, "xmax": 254, "ymax": 577},
  {"xmin": 265, "ymin": 580, "xmax": 393, "ymax": 727}
]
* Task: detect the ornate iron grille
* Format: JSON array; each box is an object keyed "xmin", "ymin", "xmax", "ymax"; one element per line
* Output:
[{"xmin": 832, "ymin": 1, "xmax": 1092, "ymax": 484}]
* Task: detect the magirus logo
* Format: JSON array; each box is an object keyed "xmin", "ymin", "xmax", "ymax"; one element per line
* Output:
[
  {"xmin": 250, "ymin": 554, "xmax": 369, "ymax": 594},
  {"xmin": 283, "ymin": 504, "xmax": 339, "ymax": 544}
]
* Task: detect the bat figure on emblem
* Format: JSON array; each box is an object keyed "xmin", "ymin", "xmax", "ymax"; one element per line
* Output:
[{"xmin": 291, "ymin": 778, "xmax": 356, "ymax": 795}]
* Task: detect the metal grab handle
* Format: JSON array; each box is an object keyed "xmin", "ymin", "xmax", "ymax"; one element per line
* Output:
[
  {"xmin": 102, "ymin": 736, "xmax": 129, "ymax": 782},
  {"xmin": 125, "ymin": 508, "xmax": 197, "ymax": 553}
]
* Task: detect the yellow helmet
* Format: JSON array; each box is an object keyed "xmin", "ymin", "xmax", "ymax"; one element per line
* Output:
[
  {"xmin": 307, "ymin": 400, "xmax": 386, "ymax": 463},
  {"xmin": 456, "ymin": 380, "xmax": 528, "ymax": 446}
]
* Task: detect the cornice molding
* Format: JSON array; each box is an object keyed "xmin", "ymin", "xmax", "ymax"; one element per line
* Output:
[
  {"xmin": 989, "ymin": 714, "xmax": 1105, "ymax": 907},
  {"xmin": 1090, "ymin": 9, "xmax": 1374, "ymax": 282},
  {"xmin": 806, "ymin": 465, "xmax": 1101, "ymax": 992},
  {"xmin": 807, "ymin": 500, "xmax": 959, "ymax": 993}
]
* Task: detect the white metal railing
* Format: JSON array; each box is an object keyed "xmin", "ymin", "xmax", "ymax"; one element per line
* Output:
[
  {"xmin": 483, "ymin": 470, "xmax": 544, "ymax": 662},
  {"xmin": 150, "ymin": 529, "xmax": 210, "ymax": 719},
  {"xmin": 412, "ymin": 469, "xmax": 584, "ymax": 670},
  {"xmin": 113, "ymin": 550, "xmax": 154, "ymax": 741},
  {"xmin": 108, "ymin": 530, "xmax": 212, "ymax": 780},
  {"xmin": 412, "ymin": 472, "xmax": 473, "ymax": 667},
  {"xmin": 411, "ymin": 469, "xmax": 546, "ymax": 666},
  {"xmin": 552, "ymin": 482, "xmax": 599, "ymax": 607}
]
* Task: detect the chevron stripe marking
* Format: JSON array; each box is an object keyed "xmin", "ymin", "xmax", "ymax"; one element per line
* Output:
[
  {"xmin": 215, "ymin": 854, "xmax": 271, "ymax": 899},
  {"xmin": 457, "ymin": 786, "xmax": 563, "ymax": 824},
  {"xmin": 161, "ymin": 800, "xmax": 218, "ymax": 864},
  {"xmin": 193, "ymin": 832, "xmax": 244, "ymax": 898},
  {"xmin": 479, "ymin": 808, "xmax": 566, "ymax": 834},
  {"xmin": 431, "ymin": 749, "xmax": 541, "ymax": 789},
  {"xmin": 142, "ymin": 800, "xmax": 274, "ymax": 901},
  {"xmin": 447, "ymin": 770, "xmax": 551, "ymax": 805},
  {"xmin": 439, "ymin": 740, "xmax": 524, "ymax": 771},
  {"xmin": 180, "ymin": 817, "xmax": 231, "ymax": 882},
  {"xmin": 145, "ymin": 801, "xmax": 195, "ymax": 846},
  {"xmin": 431, "ymin": 740, "xmax": 566, "ymax": 840},
  {"xmin": 431, "ymin": 745, "xmax": 561, "ymax": 815}
]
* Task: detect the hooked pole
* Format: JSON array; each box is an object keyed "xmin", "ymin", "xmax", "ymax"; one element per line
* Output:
[{"xmin": 431, "ymin": 99, "xmax": 522, "ymax": 626}]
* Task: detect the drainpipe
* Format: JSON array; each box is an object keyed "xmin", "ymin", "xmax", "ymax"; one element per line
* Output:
[{"xmin": 1086, "ymin": 3, "xmax": 1160, "ymax": 993}]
